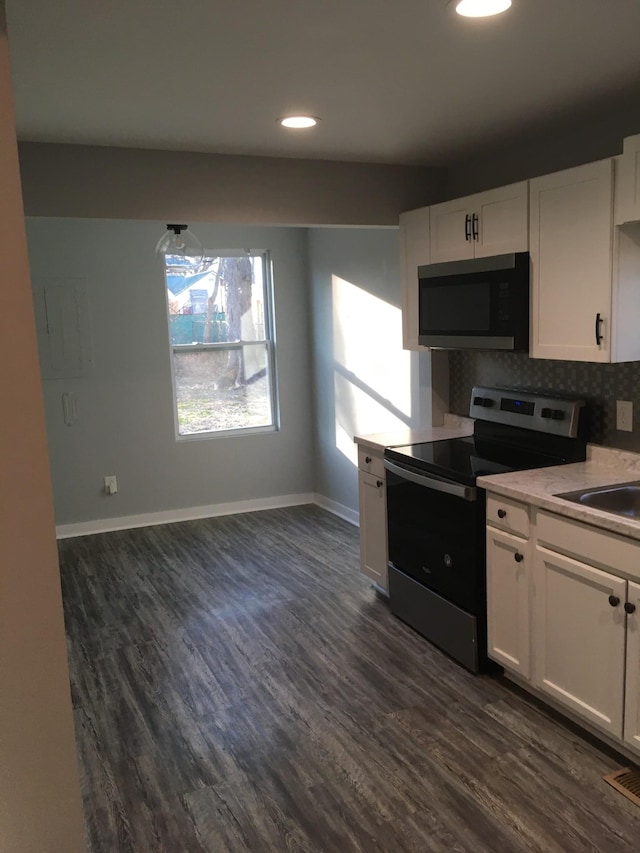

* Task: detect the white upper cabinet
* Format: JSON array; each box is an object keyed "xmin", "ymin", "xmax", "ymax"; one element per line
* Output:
[
  {"xmin": 399, "ymin": 206, "xmax": 430, "ymax": 351},
  {"xmin": 615, "ymin": 134, "xmax": 640, "ymax": 225},
  {"xmin": 430, "ymin": 182, "xmax": 528, "ymax": 264},
  {"xmin": 529, "ymin": 159, "xmax": 614, "ymax": 362}
]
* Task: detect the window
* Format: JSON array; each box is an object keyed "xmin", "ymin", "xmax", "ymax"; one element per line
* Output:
[{"xmin": 163, "ymin": 251, "xmax": 278, "ymax": 438}]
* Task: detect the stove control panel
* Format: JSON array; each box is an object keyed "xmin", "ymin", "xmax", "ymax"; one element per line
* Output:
[{"xmin": 469, "ymin": 386, "xmax": 584, "ymax": 437}]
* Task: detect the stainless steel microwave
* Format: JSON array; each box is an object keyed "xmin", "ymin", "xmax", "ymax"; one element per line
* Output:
[{"xmin": 418, "ymin": 252, "xmax": 530, "ymax": 351}]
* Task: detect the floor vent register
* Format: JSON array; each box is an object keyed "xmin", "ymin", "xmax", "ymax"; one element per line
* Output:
[{"xmin": 603, "ymin": 768, "xmax": 640, "ymax": 808}]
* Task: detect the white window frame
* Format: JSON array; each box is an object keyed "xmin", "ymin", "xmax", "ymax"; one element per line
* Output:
[{"xmin": 164, "ymin": 249, "xmax": 279, "ymax": 441}]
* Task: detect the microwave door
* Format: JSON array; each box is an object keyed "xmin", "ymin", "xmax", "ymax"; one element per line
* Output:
[
  {"xmin": 418, "ymin": 276, "xmax": 514, "ymax": 350},
  {"xmin": 417, "ymin": 252, "xmax": 529, "ymax": 351}
]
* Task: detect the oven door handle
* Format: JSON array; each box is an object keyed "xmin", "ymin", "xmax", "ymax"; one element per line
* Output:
[{"xmin": 384, "ymin": 459, "xmax": 477, "ymax": 502}]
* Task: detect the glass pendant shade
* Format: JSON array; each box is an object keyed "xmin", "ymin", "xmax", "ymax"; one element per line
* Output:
[{"xmin": 155, "ymin": 224, "xmax": 204, "ymax": 268}]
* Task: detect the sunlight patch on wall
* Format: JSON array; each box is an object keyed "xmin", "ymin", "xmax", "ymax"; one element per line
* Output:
[{"xmin": 332, "ymin": 275, "xmax": 411, "ymax": 463}]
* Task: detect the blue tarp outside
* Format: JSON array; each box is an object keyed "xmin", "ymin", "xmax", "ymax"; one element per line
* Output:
[{"xmin": 165, "ymin": 270, "xmax": 212, "ymax": 296}]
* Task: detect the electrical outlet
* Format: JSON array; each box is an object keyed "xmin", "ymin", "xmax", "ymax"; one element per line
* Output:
[
  {"xmin": 104, "ymin": 475, "xmax": 118, "ymax": 495},
  {"xmin": 616, "ymin": 400, "xmax": 633, "ymax": 432}
]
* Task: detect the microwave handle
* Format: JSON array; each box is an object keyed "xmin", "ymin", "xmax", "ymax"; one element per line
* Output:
[{"xmin": 384, "ymin": 459, "xmax": 477, "ymax": 502}]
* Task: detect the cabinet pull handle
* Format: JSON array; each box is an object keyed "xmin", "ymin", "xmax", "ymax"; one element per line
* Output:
[
  {"xmin": 608, "ymin": 595, "xmax": 620, "ymax": 607},
  {"xmin": 514, "ymin": 552, "xmax": 523, "ymax": 563},
  {"xmin": 624, "ymin": 601, "xmax": 637, "ymax": 614},
  {"xmin": 472, "ymin": 213, "xmax": 479, "ymax": 241},
  {"xmin": 365, "ymin": 456, "xmax": 371, "ymax": 464},
  {"xmin": 376, "ymin": 480, "xmax": 383, "ymax": 488},
  {"xmin": 464, "ymin": 214, "xmax": 471, "ymax": 242},
  {"xmin": 497, "ymin": 508, "xmax": 507, "ymax": 518},
  {"xmin": 595, "ymin": 312, "xmax": 603, "ymax": 346}
]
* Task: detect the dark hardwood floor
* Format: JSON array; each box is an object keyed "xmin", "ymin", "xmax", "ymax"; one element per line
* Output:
[{"xmin": 59, "ymin": 505, "xmax": 640, "ymax": 852}]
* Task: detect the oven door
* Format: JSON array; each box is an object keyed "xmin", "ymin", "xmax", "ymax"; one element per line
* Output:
[{"xmin": 384, "ymin": 457, "xmax": 485, "ymax": 614}]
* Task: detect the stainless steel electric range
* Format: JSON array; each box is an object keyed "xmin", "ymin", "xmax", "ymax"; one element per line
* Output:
[{"xmin": 384, "ymin": 386, "xmax": 587, "ymax": 673}]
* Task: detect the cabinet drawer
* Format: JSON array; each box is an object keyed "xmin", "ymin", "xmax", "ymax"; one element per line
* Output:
[
  {"xmin": 536, "ymin": 510, "xmax": 639, "ymax": 578},
  {"xmin": 357, "ymin": 447, "xmax": 385, "ymax": 478},
  {"xmin": 487, "ymin": 494, "xmax": 530, "ymax": 539}
]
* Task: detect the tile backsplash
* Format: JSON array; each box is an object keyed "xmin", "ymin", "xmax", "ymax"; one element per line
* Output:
[{"xmin": 449, "ymin": 351, "xmax": 640, "ymax": 450}]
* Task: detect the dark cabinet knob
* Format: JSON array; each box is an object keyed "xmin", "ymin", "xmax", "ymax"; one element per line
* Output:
[
  {"xmin": 624, "ymin": 602, "xmax": 637, "ymax": 614},
  {"xmin": 609, "ymin": 595, "xmax": 620, "ymax": 607},
  {"xmin": 465, "ymin": 214, "xmax": 471, "ymax": 241},
  {"xmin": 365, "ymin": 456, "xmax": 371, "ymax": 464},
  {"xmin": 376, "ymin": 480, "xmax": 383, "ymax": 488},
  {"xmin": 514, "ymin": 552, "xmax": 524, "ymax": 563},
  {"xmin": 497, "ymin": 508, "xmax": 507, "ymax": 518}
]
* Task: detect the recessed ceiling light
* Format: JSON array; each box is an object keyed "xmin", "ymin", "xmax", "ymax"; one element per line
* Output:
[
  {"xmin": 279, "ymin": 116, "xmax": 319, "ymax": 129},
  {"xmin": 453, "ymin": 0, "xmax": 512, "ymax": 17}
]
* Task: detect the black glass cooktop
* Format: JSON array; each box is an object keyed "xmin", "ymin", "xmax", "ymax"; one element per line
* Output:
[{"xmin": 385, "ymin": 435, "xmax": 575, "ymax": 487}]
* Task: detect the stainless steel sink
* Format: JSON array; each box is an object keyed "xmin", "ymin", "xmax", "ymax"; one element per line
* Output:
[{"xmin": 555, "ymin": 481, "xmax": 640, "ymax": 518}]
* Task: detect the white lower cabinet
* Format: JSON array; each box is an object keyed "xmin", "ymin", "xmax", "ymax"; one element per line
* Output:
[
  {"xmin": 486, "ymin": 526, "xmax": 531, "ymax": 679},
  {"xmin": 485, "ymin": 494, "xmax": 640, "ymax": 757},
  {"xmin": 533, "ymin": 545, "xmax": 626, "ymax": 738},
  {"xmin": 624, "ymin": 581, "xmax": 640, "ymax": 752},
  {"xmin": 356, "ymin": 445, "xmax": 388, "ymax": 591}
]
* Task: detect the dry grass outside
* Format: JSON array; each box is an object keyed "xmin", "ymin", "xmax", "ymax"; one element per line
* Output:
[{"xmin": 174, "ymin": 349, "xmax": 271, "ymax": 434}]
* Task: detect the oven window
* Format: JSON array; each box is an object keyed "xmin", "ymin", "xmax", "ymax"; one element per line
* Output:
[{"xmin": 420, "ymin": 281, "xmax": 491, "ymax": 331}]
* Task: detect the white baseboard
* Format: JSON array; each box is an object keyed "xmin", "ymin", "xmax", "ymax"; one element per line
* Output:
[
  {"xmin": 55, "ymin": 493, "xmax": 316, "ymax": 539},
  {"xmin": 313, "ymin": 493, "xmax": 359, "ymax": 527}
]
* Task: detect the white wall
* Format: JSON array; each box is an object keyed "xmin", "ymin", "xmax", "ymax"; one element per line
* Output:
[
  {"xmin": 307, "ymin": 227, "xmax": 436, "ymax": 516},
  {"xmin": 0, "ymin": 4, "xmax": 85, "ymax": 849},
  {"xmin": 26, "ymin": 218, "xmax": 315, "ymax": 527}
]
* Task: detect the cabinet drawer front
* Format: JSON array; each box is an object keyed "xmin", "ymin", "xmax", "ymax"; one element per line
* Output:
[
  {"xmin": 487, "ymin": 494, "xmax": 530, "ymax": 538},
  {"xmin": 536, "ymin": 510, "xmax": 639, "ymax": 578},
  {"xmin": 357, "ymin": 447, "xmax": 385, "ymax": 478}
]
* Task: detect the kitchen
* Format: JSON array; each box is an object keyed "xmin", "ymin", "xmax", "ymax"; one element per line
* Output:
[
  {"xmin": 5, "ymin": 1, "xmax": 640, "ymax": 851},
  {"xmin": 356, "ymin": 133, "xmax": 640, "ymax": 746}
]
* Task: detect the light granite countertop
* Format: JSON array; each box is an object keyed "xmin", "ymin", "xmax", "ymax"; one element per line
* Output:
[
  {"xmin": 354, "ymin": 414, "xmax": 474, "ymax": 452},
  {"xmin": 478, "ymin": 445, "xmax": 640, "ymax": 541}
]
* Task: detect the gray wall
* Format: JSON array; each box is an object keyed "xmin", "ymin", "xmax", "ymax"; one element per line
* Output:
[
  {"xmin": 19, "ymin": 142, "xmax": 446, "ymax": 226},
  {"xmin": 446, "ymin": 88, "xmax": 640, "ymax": 199},
  {"xmin": 307, "ymin": 227, "xmax": 434, "ymax": 514},
  {"xmin": 26, "ymin": 218, "xmax": 315, "ymax": 525}
]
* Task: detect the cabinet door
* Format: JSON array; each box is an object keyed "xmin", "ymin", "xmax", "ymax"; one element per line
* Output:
[
  {"xmin": 624, "ymin": 581, "xmax": 640, "ymax": 755},
  {"xmin": 399, "ymin": 207, "xmax": 430, "ymax": 351},
  {"xmin": 429, "ymin": 198, "xmax": 474, "ymax": 263},
  {"xmin": 486, "ymin": 527, "xmax": 530, "ymax": 679},
  {"xmin": 533, "ymin": 545, "xmax": 626, "ymax": 738},
  {"xmin": 358, "ymin": 470, "xmax": 388, "ymax": 590},
  {"xmin": 616, "ymin": 134, "xmax": 640, "ymax": 225},
  {"xmin": 530, "ymin": 159, "xmax": 614, "ymax": 362},
  {"xmin": 474, "ymin": 182, "xmax": 529, "ymax": 258}
]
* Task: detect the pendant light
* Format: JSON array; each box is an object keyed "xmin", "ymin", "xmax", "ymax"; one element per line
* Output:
[
  {"xmin": 452, "ymin": 0, "xmax": 512, "ymax": 17},
  {"xmin": 155, "ymin": 223, "xmax": 204, "ymax": 267}
]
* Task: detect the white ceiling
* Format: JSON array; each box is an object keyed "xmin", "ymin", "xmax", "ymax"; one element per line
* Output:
[{"xmin": 6, "ymin": 0, "xmax": 640, "ymax": 167}]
